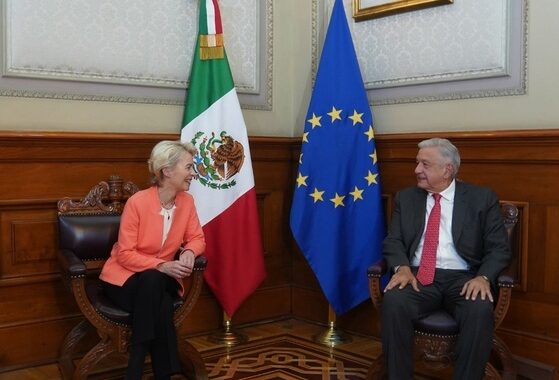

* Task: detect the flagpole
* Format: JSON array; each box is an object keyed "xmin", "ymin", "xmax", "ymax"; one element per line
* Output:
[
  {"xmin": 313, "ymin": 305, "xmax": 352, "ymax": 347},
  {"xmin": 208, "ymin": 311, "xmax": 248, "ymax": 346},
  {"xmin": 182, "ymin": 0, "xmax": 267, "ymax": 333}
]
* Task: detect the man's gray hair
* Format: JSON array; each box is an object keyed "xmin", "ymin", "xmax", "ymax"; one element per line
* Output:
[{"xmin": 418, "ymin": 138, "xmax": 461, "ymax": 178}]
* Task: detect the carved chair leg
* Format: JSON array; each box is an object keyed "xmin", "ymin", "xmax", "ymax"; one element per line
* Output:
[
  {"xmin": 493, "ymin": 335, "xmax": 516, "ymax": 380},
  {"xmin": 484, "ymin": 362, "xmax": 502, "ymax": 380},
  {"xmin": 366, "ymin": 353, "xmax": 386, "ymax": 380},
  {"xmin": 59, "ymin": 319, "xmax": 92, "ymax": 380},
  {"xmin": 73, "ymin": 339, "xmax": 115, "ymax": 380},
  {"xmin": 177, "ymin": 338, "xmax": 208, "ymax": 380}
]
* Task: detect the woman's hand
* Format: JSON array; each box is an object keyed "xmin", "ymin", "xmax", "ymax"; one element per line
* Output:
[
  {"xmin": 157, "ymin": 260, "xmax": 191, "ymax": 279},
  {"xmin": 178, "ymin": 249, "xmax": 195, "ymax": 276}
]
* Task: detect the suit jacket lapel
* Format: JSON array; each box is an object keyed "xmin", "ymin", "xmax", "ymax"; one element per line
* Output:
[
  {"xmin": 411, "ymin": 188, "xmax": 428, "ymax": 253},
  {"xmin": 452, "ymin": 181, "xmax": 467, "ymax": 243}
]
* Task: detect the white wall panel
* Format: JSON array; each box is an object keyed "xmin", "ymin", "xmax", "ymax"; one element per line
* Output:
[{"xmin": 0, "ymin": 0, "xmax": 273, "ymax": 109}]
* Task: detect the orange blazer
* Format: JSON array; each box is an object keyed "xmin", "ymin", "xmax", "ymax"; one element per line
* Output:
[{"xmin": 100, "ymin": 186, "xmax": 205, "ymax": 293}]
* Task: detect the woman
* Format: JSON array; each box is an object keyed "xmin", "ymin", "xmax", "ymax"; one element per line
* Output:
[{"xmin": 100, "ymin": 140, "xmax": 205, "ymax": 380}]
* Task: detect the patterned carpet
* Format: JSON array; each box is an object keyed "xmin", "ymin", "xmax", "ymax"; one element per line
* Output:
[{"xmin": 201, "ymin": 334, "xmax": 371, "ymax": 380}]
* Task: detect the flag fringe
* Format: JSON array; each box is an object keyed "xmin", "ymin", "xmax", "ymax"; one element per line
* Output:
[{"xmin": 200, "ymin": 46, "xmax": 224, "ymax": 60}]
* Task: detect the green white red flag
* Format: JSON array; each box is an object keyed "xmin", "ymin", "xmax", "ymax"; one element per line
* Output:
[{"xmin": 181, "ymin": 0, "xmax": 266, "ymax": 317}]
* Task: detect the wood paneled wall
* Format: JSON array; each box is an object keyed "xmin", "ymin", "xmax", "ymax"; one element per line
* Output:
[
  {"xmin": 1, "ymin": 130, "xmax": 559, "ymax": 376},
  {"xmin": 0, "ymin": 132, "xmax": 295, "ymax": 370},
  {"xmin": 292, "ymin": 130, "xmax": 559, "ymax": 377}
]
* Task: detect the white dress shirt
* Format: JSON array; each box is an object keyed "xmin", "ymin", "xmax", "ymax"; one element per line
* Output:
[{"xmin": 411, "ymin": 180, "xmax": 469, "ymax": 270}]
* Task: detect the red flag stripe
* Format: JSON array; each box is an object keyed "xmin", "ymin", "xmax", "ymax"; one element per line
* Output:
[
  {"xmin": 211, "ymin": 0, "xmax": 223, "ymax": 34},
  {"xmin": 201, "ymin": 188, "xmax": 266, "ymax": 316}
]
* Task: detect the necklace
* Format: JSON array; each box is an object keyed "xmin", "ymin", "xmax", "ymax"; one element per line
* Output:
[
  {"xmin": 160, "ymin": 199, "xmax": 175, "ymax": 210},
  {"xmin": 161, "ymin": 207, "xmax": 173, "ymax": 220}
]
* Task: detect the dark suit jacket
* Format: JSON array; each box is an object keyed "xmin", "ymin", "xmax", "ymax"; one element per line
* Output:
[{"xmin": 383, "ymin": 181, "xmax": 511, "ymax": 282}]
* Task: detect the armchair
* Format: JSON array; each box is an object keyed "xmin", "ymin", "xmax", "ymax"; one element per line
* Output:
[
  {"xmin": 57, "ymin": 175, "xmax": 208, "ymax": 380},
  {"xmin": 367, "ymin": 202, "xmax": 519, "ymax": 380}
]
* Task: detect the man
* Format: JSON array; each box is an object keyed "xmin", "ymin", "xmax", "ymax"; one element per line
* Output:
[{"xmin": 382, "ymin": 138, "xmax": 511, "ymax": 380}]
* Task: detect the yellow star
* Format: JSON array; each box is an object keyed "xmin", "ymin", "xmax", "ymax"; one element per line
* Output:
[
  {"xmin": 369, "ymin": 150, "xmax": 377, "ymax": 164},
  {"xmin": 309, "ymin": 188, "xmax": 325, "ymax": 203},
  {"xmin": 348, "ymin": 110, "xmax": 364, "ymax": 126},
  {"xmin": 365, "ymin": 170, "xmax": 378, "ymax": 186},
  {"xmin": 296, "ymin": 172, "xmax": 308, "ymax": 188},
  {"xmin": 330, "ymin": 193, "xmax": 345, "ymax": 208},
  {"xmin": 299, "ymin": 153, "xmax": 303, "ymax": 164},
  {"xmin": 307, "ymin": 113, "xmax": 322, "ymax": 129},
  {"xmin": 364, "ymin": 125, "xmax": 375, "ymax": 141},
  {"xmin": 349, "ymin": 186, "xmax": 364, "ymax": 201},
  {"xmin": 327, "ymin": 106, "xmax": 342, "ymax": 122},
  {"xmin": 302, "ymin": 132, "xmax": 309, "ymax": 143}
]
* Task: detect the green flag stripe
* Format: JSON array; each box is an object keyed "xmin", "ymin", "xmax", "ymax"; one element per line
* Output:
[
  {"xmin": 182, "ymin": 42, "xmax": 235, "ymax": 126},
  {"xmin": 182, "ymin": 0, "xmax": 235, "ymax": 126}
]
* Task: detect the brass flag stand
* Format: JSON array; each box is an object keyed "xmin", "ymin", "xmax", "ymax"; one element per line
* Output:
[
  {"xmin": 313, "ymin": 305, "xmax": 352, "ymax": 347},
  {"xmin": 208, "ymin": 311, "xmax": 248, "ymax": 346}
]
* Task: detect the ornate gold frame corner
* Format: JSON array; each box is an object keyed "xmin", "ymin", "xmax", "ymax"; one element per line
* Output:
[{"xmin": 353, "ymin": 0, "xmax": 453, "ymax": 22}]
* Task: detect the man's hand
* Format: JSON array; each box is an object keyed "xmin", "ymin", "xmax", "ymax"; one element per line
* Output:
[
  {"xmin": 460, "ymin": 275, "xmax": 493, "ymax": 302},
  {"xmin": 384, "ymin": 266, "xmax": 420, "ymax": 292}
]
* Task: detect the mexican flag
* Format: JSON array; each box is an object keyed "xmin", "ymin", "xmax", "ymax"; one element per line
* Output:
[{"xmin": 180, "ymin": 0, "xmax": 266, "ymax": 317}]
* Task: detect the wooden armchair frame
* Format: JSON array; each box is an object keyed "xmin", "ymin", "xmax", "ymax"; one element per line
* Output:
[
  {"xmin": 57, "ymin": 175, "xmax": 208, "ymax": 380},
  {"xmin": 367, "ymin": 203, "xmax": 519, "ymax": 380}
]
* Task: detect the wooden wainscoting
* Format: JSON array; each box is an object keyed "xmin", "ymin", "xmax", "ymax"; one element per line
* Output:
[
  {"xmin": 1, "ymin": 130, "xmax": 559, "ymax": 378},
  {"xmin": 0, "ymin": 132, "xmax": 296, "ymax": 371},
  {"xmin": 291, "ymin": 130, "xmax": 559, "ymax": 378}
]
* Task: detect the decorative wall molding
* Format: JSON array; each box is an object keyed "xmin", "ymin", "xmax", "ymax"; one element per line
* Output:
[
  {"xmin": 0, "ymin": 0, "xmax": 273, "ymax": 109},
  {"xmin": 315, "ymin": 0, "xmax": 527, "ymax": 105},
  {"xmin": 311, "ymin": 0, "xmax": 320, "ymax": 84}
]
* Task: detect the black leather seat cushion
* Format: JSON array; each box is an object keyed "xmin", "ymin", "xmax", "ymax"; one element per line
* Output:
[
  {"xmin": 414, "ymin": 310, "xmax": 459, "ymax": 336},
  {"xmin": 87, "ymin": 282, "xmax": 131, "ymax": 324},
  {"xmin": 86, "ymin": 281, "xmax": 184, "ymax": 325}
]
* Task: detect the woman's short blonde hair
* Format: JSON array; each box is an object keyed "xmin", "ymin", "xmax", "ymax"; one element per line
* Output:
[{"xmin": 148, "ymin": 140, "xmax": 197, "ymax": 186}]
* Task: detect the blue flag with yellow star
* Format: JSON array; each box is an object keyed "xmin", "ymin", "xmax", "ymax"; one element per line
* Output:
[{"xmin": 290, "ymin": 0, "xmax": 385, "ymax": 315}]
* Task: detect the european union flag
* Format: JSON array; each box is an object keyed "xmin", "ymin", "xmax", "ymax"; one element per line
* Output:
[{"xmin": 290, "ymin": 0, "xmax": 385, "ymax": 315}]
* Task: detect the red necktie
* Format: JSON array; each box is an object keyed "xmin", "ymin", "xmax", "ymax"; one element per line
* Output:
[{"xmin": 416, "ymin": 193, "xmax": 442, "ymax": 286}]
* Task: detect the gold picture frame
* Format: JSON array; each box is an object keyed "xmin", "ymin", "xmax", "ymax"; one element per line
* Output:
[{"xmin": 353, "ymin": 0, "xmax": 453, "ymax": 21}]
